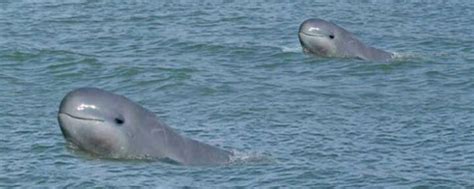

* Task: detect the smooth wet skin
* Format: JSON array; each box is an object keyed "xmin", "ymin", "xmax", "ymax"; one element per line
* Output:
[
  {"xmin": 58, "ymin": 88, "xmax": 232, "ymax": 165},
  {"xmin": 298, "ymin": 18, "xmax": 393, "ymax": 61}
]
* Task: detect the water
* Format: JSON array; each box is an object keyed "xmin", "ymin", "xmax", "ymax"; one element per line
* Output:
[{"xmin": 1, "ymin": 0, "xmax": 473, "ymax": 187}]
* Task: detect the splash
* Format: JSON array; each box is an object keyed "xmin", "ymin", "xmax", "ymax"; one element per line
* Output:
[
  {"xmin": 280, "ymin": 46, "xmax": 302, "ymax": 53},
  {"xmin": 227, "ymin": 149, "xmax": 274, "ymax": 165}
]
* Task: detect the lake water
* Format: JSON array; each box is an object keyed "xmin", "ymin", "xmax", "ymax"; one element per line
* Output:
[{"xmin": 1, "ymin": 0, "xmax": 473, "ymax": 188}]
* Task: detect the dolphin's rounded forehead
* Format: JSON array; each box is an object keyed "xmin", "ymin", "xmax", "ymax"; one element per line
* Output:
[
  {"xmin": 65, "ymin": 87, "xmax": 121, "ymax": 101},
  {"xmin": 299, "ymin": 18, "xmax": 336, "ymax": 33},
  {"xmin": 302, "ymin": 18, "xmax": 329, "ymax": 25},
  {"xmin": 61, "ymin": 88, "xmax": 129, "ymax": 108},
  {"xmin": 58, "ymin": 87, "xmax": 141, "ymax": 119}
]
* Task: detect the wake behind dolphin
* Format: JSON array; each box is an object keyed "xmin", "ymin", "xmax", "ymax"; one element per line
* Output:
[
  {"xmin": 57, "ymin": 88, "xmax": 232, "ymax": 165},
  {"xmin": 298, "ymin": 18, "xmax": 393, "ymax": 61}
]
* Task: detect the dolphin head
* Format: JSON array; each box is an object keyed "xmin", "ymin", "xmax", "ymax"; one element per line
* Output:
[
  {"xmin": 57, "ymin": 88, "xmax": 143, "ymax": 157},
  {"xmin": 298, "ymin": 18, "xmax": 346, "ymax": 57},
  {"xmin": 57, "ymin": 88, "xmax": 233, "ymax": 165}
]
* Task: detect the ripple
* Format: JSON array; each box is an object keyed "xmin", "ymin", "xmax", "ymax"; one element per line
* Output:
[{"xmin": 1, "ymin": 1, "xmax": 474, "ymax": 188}]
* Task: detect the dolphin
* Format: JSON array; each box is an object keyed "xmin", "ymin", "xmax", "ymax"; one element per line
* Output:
[
  {"xmin": 57, "ymin": 87, "xmax": 232, "ymax": 165},
  {"xmin": 298, "ymin": 18, "xmax": 393, "ymax": 61}
]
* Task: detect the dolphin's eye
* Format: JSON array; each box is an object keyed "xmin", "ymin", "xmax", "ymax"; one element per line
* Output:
[
  {"xmin": 115, "ymin": 117, "xmax": 124, "ymax": 125},
  {"xmin": 329, "ymin": 35, "xmax": 335, "ymax": 39}
]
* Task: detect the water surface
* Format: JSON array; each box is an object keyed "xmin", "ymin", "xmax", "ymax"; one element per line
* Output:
[{"xmin": 1, "ymin": 1, "xmax": 473, "ymax": 187}]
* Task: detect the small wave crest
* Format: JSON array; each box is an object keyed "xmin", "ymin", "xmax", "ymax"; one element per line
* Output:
[
  {"xmin": 227, "ymin": 149, "xmax": 274, "ymax": 165},
  {"xmin": 392, "ymin": 52, "xmax": 419, "ymax": 60},
  {"xmin": 280, "ymin": 46, "xmax": 302, "ymax": 53}
]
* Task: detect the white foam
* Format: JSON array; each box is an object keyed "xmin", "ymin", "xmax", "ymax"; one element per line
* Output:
[
  {"xmin": 280, "ymin": 46, "xmax": 302, "ymax": 53},
  {"xmin": 227, "ymin": 149, "xmax": 274, "ymax": 165}
]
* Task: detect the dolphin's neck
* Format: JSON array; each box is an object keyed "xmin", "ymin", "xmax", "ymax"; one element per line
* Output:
[
  {"xmin": 358, "ymin": 45, "xmax": 393, "ymax": 61},
  {"xmin": 338, "ymin": 31, "xmax": 393, "ymax": 61},
  {"xmin": 178, "ymin": 137, "xmax": 232, "ymax": 165},
  {"xmin": 150, "ymin": 125, "xmax": 232, "ymax": 165}
]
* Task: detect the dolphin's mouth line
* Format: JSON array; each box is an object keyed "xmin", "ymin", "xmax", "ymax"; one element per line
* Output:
[
  {"xmin": 59, "ymin": 112, "xmax": 104, "ymax": 122},
  {"xmin": 299, "ymin": 31, "xmax": 325, "ymax": 38}
]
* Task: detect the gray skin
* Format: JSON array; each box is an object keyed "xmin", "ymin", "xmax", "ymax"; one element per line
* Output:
[
  {"xmin": 298, "ymin": 18, "xmax": 393, "ymax": 61},
  {"xmin": 57, "ymin": 87, "xmax": 232, "ymax": 165}
]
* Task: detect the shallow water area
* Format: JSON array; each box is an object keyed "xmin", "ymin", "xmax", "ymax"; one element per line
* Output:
[{"xmin": 1, "ymin": 1, "xmax": 473, "ymax": 188}]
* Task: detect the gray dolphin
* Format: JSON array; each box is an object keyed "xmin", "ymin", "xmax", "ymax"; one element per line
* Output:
[
  {"xmin": 57, "ymin": 87, "xmax": 232, "ymax": 165},
  {"xmin": 298, "ymin": 18, "xmax": 393, "ymax": 61}
]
